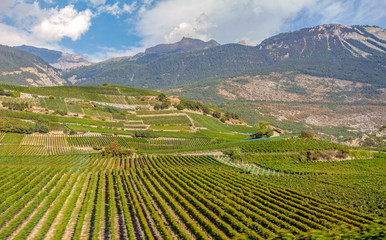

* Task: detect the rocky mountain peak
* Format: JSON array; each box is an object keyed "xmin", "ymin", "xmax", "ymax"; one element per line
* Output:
[{"xmin": 259, "ymin": 24, "xmax": 386, "ymax": 59}]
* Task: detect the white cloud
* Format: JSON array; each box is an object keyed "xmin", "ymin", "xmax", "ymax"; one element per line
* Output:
[
  {"xmin": 136, "ymin": 0, "xmax": 315, "ymax": 47},
  {"xmin": 86, "ymin": 0, "xmax": 107, "ymax": 7},
  {"xmin": 0, "ymin": 1, "xmax": 94, "ymax": 55},
  {"xmin": 0, "ymin": 0, "xmax": 14, "ymax": 12},
  {"xmin": 165, "ymin": 13, "xmax": 216, "ymax": 43},
  {"xmin": 97, "ymin": 2, "xmax": 137, "ymax": 16},
  {"xmin": 135, "ymin": 0, "xmax": 386, "ymax": 48},
  {"xmin": 0, "ymin": 22, "xmax": 62, "ymax": 50},
  {"xmin": 123, "ymin": 2, "xmax": 137, "ymax": 14},
  {"xmin": 32, "ymin": 5, "xmax": 93, "ymax": 41}
]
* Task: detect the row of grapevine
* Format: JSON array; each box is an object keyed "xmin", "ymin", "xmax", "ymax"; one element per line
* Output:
[
  {"xmin": 240, "ymin": 138, "xmax": 347, "ymax": 153},
  {"xmin": 0, "ymin": 145, "xmax": 47, "ymax": 156},
  {"xmin": 21, "ymin": 134, "xmax": 69, "ymax": 147},
  {"xmin": 147, "ymin": 138, "xmax": 211, "ymax": 149},
  {"xmin": 67, "ymin": 135, "xmax": 147, "ymax": 148}
]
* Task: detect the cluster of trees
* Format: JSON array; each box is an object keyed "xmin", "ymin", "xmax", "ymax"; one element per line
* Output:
[
  {"xmin": 176, "ymin": 99, "xmax": 210, "ymax": 114},
  {"xmin": 0, "ymin": 117, "xmax": 49, "ymax": 134},
  {"xmin": 212, "ymin": 110, "xmax": 240, "ymax": 123},
  {"xmin": 2, "ymin": 101, "xmax": 30, "ymax": 111},
  {"xmin": 253, "ymin": 121, "xmax": 273, "ymax": 138},
  {"xmin": 154, "ymin": 93, "xmax": 171, "ymax": 110},
  {"xmin": 102, "ymin": 141, "xmax": 135, "ymax": 156}
]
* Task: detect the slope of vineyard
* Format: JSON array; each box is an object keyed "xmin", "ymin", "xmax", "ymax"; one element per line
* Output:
[
  {"xmin": 0, "ymin": 83, "xmax": 384, "ymax": 239},
  {"xmin": 0, "ymin": 153, "xmax": 384, "ymax": 240}
]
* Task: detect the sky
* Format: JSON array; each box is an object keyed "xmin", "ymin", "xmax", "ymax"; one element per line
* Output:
[{"xmin": 0, "ymin": 0, "xmax": 385, "ymax": 62}]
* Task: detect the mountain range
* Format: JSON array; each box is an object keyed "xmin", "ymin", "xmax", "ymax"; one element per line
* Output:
[
  {"xmin": 0, "ymin": 24, "xmax": 384, "ymax": 137},
  {"xmin": 15, "ymin": 45, "xmax": 92, "ymax": 70}
]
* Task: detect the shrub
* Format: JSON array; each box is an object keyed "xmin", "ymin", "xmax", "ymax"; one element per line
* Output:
[
  {"xmin": 133, "ymin": 130, "xmax": 155, "ymax": 138},
  {"xmin": 160, "ymin": 101, "xmax": 171, "ymax": 109},
  {"xmin": 154, "ymin": 103, "xmax": 161, "ymax": 110},
  {"xmin": 48, "ymin": 95, "xmax": 55, "ymax": 99},
  {"xmin": 54, "ymin": 110, "xmax": 67, "ymax": 116},
  {"xmin": 212, "ymin": 110, "xmax": 221, "ymax": 118},
  {"xmin": 102, "ymin": 141, "xmax": 135, "ymax": 156},
  {"xmin": 301, "ymin": 131, "xmax": 315, "ymax": 138},
  {"xmin": 210, "ymin": 137, "xmax": 226, "ymax": 144},
  {"xmin": 93, "ymin": 145, "xmax": 102, "ymax": 150},
  {"xmin": 69, "ymin": 129, "xmax": 77, "ymax": 135},
  {"xmin": 10, "ymin": 91, "xmax": 20, "ymax": 98},
  {"xmin": 157, "ymin": 93, "xmax": 167, "ymax": 102}
]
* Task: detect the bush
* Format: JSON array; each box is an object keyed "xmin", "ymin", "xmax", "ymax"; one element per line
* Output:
[
  {"xmin": 133, "ymin": 130, "xmax": 155, "ymax": 138},
  {"xmin": 153, "ymin": 103, "xmax": 161, "ymax": 110},
  {"xmin": 69, "ymin": 129, "xmax": 77, "ymax": 135},
  {"xmin": 48, "ymin": 95, "xmax": 55, "ymax": 99},
  {"xmin": 301, "ymin": 131, "xmax": 315, "ymax": 138},
  {"xmin": 210, "ymin": 137, "xmax": 226, "ymax": 144},
  {"xmin": 103, "ymin": 106, "xmax": 119, "ymax": 113},
  {"xmin": 157, "ymin": 93, "xmax": 167, "ymax": 102},
  {"xmin": 102, "ymin": 141, "xmax": 135, "ymax": 156},
  {"xmin": 212, "ymin": 110, "xmax": 221, "ymax": 118},
  {"xmin": 176, "ymin": 102, "xmax": 185, "ymax": 110},
  {"xmin": 160, "ymin": 101, "xmax": 171, "ymax": 109},
  {"xmin": 54, "ymin": 110, "xmax": 67, "ymax": 116},
  {"xmin": 10, "ymin": 91, "xmax": 20, "ymax": 98},
  {"xmin": 93, "ymin": 145, "xmax": 102, "ymax": 150},
  {"xmin": 223, "ymin": 148, "xmax": 241, "ymax": 161}
]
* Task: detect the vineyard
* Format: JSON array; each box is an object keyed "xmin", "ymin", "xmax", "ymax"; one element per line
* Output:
[
  {"xmin": 0, "ymin": 84, "xmax": 384, "ymax": 239},
  {"xmin": 0, "ymin": 153, "xmax": 383, "ymax": 240}
]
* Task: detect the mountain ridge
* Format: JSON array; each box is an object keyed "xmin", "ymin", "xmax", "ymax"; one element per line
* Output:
[
  {"xmin": 63, "ymin": 24, "xmax": 385, "ymax": 89},
  {"xmin": 15, "ymin": 45, "xmax": 92, "ymax": 70},
  {"xmin": 0, "ymin": 45, "xmax": 66, "ymax": 86}
]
